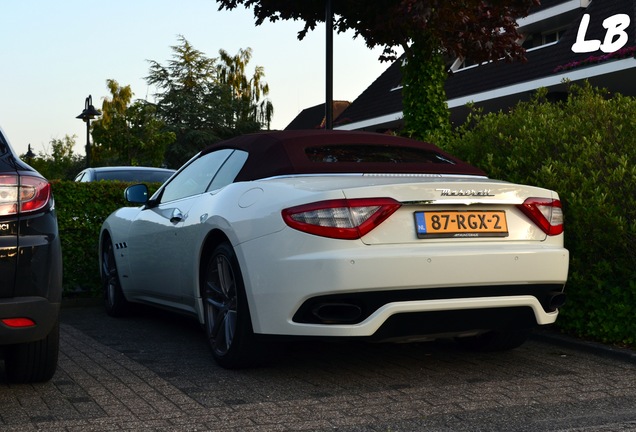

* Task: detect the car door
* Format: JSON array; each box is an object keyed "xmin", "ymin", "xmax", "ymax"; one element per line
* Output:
[{"xmin": 125, "ymin": 149, "xmax": 235, "ymax": 313}]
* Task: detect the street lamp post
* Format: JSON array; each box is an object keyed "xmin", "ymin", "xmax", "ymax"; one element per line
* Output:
[
  {"xmin": 25, "ymin": 144, "xmax": 35, "ymax": 164},
  {"xmin": 325, "ymin": 0, "xmax": 333, "ymax": 130},
  {"xmin": 76, "ymin": 95, "xmax": 101, "ymax": 168}
]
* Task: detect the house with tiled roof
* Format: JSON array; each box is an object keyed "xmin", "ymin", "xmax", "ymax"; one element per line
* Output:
[
  {"xmin": 285, "ymin": 101, "xmax": 351, "ymax": 130},
  {"xmin": 296, "ymin": 0, "xmax": 636, "ymax": 132}
]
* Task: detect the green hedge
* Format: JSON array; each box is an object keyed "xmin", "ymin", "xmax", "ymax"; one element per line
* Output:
[
  {"xmin": 433, "ymin": 82, "xmax": 636, "ymax": 346},
  {"xmin": 52, "ymin": 181, "xmax": 160, "ymax": 296}
]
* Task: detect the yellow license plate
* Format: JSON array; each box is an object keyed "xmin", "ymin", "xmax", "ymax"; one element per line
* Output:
[{"xmin": 414, "ymin": 210, "xmax": 508, "ymax": 238}]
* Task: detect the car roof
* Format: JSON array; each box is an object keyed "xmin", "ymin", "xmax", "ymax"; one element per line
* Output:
[
  {"xmin": 89, "ymin": 166, "xmax": 174, "ymax": 172},
  {"xmin": 75, "ymin": 166, "xmax": 176, "ymax": 182},
  {"xmin": 201, "ymin": 130, "xmax": 485, "ymax": 181}
]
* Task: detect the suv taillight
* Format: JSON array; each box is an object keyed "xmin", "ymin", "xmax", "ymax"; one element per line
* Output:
[
  {"xmin": 0, "ymin": 175, "xmax": 51, "ymax": 216},
  {"xmin": 282, "ymin": 198, "xmax": 401, "ymax": 239},
  {"xmin": 517, "ymin": 198, "xmax": 564, "ymax": 236}
]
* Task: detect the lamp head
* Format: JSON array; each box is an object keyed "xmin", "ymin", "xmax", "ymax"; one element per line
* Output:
[{"xmin": 76, "ymin": 95, "xmax": 101, "ymax": 121}]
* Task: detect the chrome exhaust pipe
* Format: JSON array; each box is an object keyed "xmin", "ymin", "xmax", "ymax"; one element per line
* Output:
[
  {"xmin": 547, "ymin": 292, "xmax": 567, "ymax": 312},
  {"xmin": 311, "ymin": 303, "xmax": 363, "ymax": 324}
]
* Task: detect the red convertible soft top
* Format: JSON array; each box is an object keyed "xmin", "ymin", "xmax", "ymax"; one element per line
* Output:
[{"xmin": 201, "ymin": 130, "xmax": 486, "ymax": 181}]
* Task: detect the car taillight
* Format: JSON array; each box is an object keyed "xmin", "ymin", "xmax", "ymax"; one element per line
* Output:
[
  {"xmin": 282, "ymin": 198, "xmax": 401, "ymax": 240},
  {"xmin": 0, "ymin": 175, "xmax": 51, "ymax": 216},
  {"xmin": 1, "ymin": 318, "xmax": 36, "ymax": 328},
  {"xmin": 517, "ymin": 198, "xmax": 564, "ymax": 236}
]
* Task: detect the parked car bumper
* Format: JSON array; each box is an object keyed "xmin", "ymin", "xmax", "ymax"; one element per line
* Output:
[
  {"xmin": 10, "ymin": 210, "xmax": 63, "ymax": 300},
  {"xmin": 0, "ymin": 296, "xmax": 60, "ymax": 345},
  {"xmin": 1, "ymin": 210, "xmax": 62, "ymax": 346},
  {"xmin": 235, "ymin": 229, "xmax": 569, "ymax": 338}
]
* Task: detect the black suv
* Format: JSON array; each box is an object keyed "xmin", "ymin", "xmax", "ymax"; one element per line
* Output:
[{"xmin": 0, "ymin": 129, "xmax": 62, "ymax": 383}]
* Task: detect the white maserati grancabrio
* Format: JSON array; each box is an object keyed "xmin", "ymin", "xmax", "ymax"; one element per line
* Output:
[{"xmin": 99, "ymin": 130, "xmax": 569, "ymax": 368}]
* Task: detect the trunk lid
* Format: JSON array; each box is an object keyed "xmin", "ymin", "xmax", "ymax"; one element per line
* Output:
[
  {"xmin": 342, "ymin": 176, "xmax": 554, "ymax": 245},
  {"xmin": 298, "ymin": 174, "xmax": 556, "ymax": 245}
]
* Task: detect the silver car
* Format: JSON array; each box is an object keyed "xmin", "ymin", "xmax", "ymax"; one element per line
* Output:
[{"xmin": 74, "ymin": 166, "xmax": 175, "ymax": 183}]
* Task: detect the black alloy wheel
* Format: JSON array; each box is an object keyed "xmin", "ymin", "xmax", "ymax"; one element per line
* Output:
[
  {"xmin": 201, "ymin": 242, "xmax": 258, "ymax": 368},
  {"xmin": 102, "ymin": 238, "xmax": 129, "ymax": 317}
]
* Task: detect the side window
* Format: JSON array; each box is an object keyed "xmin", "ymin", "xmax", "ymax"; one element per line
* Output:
[
  {"xmin": 208, "ymin": 150, "xmax": 248, "ymax": 191},
  {"xmin": 160, "ymin": 149, "xmax": 234, "ymax": 203}
]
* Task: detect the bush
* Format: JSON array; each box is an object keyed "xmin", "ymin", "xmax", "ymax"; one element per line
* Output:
[
  {"xmin": 434, "ymin": 82, "xmax": 636, "ymax": 346},
  {"xmin": 51, "ymin": 181, "xmax": 161, "ymax": 296}
]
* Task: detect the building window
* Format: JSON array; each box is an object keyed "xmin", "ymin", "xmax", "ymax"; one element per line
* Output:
[
  {"xmin": 449, "ymin": 57, "xmax": 482, "ymax": 73},
  {"xmin": 449, "ymin": 25, "xmax": 567, "ymax": 73},
  {"xmin": 522, "ymin": 27, "xmax": 567, "ymax": 50}
]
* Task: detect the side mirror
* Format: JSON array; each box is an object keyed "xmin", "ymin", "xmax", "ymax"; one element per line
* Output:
[{"xmin": 124, "ymin": 184, "xmax": 149, "ymax": 204}]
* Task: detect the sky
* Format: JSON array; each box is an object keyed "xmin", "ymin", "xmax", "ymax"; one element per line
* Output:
[{"xmin": 0, "ymin": 0, "xmax": 394, "ymax": 158}]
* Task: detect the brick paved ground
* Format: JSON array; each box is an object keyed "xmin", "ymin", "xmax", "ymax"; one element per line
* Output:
[{"xmin": 1, "ymin": 304, "xmax": 635, "ymax": 431}]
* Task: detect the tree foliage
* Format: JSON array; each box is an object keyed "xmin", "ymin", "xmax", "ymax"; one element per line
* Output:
[
  {"xmin": 401, "ymin": 40, "xmax": 451, "ymax": 140},
  {"xmin": 218, "ymin": 0, "xmax": 537, "ymax": 137},
  {"xmin": 24, "ymin": 135, "xmax": 85, "ymax": 180},
  {"xmin": 217, "ymin": 0, "xmax": 537, "ymax": 63},
  {"xmin": 146, "ymin": 36, "xmax": 273, "ymax": 166},
  {"xmin": 91, "ymin": 79, "xmax": 176, "ymax": 167},
  {"xmin": 218, "ymin": 47, "xmax": 274, "ymax": 129}
]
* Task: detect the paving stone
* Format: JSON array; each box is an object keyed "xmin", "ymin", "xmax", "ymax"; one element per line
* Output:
[{"xmin": 1, "ymin": 305, "xmax": 635, "ymax": 431}]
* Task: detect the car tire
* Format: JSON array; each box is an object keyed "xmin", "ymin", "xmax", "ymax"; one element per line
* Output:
[
  {"xmin": 4, "ymin": 320, "xmax": 59, "ymax": 383},
  {"xmin": 456, "ymin": 329, "xmax": 529, "ymax": 352},
  {"xmin": 201, "ymin": 242, "xmax": 260, "ymax": 369},
  {"xmin": 102, "ymin": 238, "xmax": 129, "ymax": 317}
]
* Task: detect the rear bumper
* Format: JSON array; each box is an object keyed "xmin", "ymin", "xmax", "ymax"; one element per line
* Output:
[
  {"xmin": 237, "ymin": 229, "xmax": 569, "ymax": 338},
  {"xmin": 0, "ymin": 296, "xmax": 60, "ymax": 345},
  {"xmin": 14, "ymin": 211, "xmax": 63, "ymax": 302},
  {"xmin": 292, "ymin": 285, "xmax": 565, "ymax": 325},
  {"xmin": 0, "ymin": 209, "xmax": 62, "ymax": 346},
  {"xmin": 1, "ymin": 209, "xmax": 63, "ymax": 302}
]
